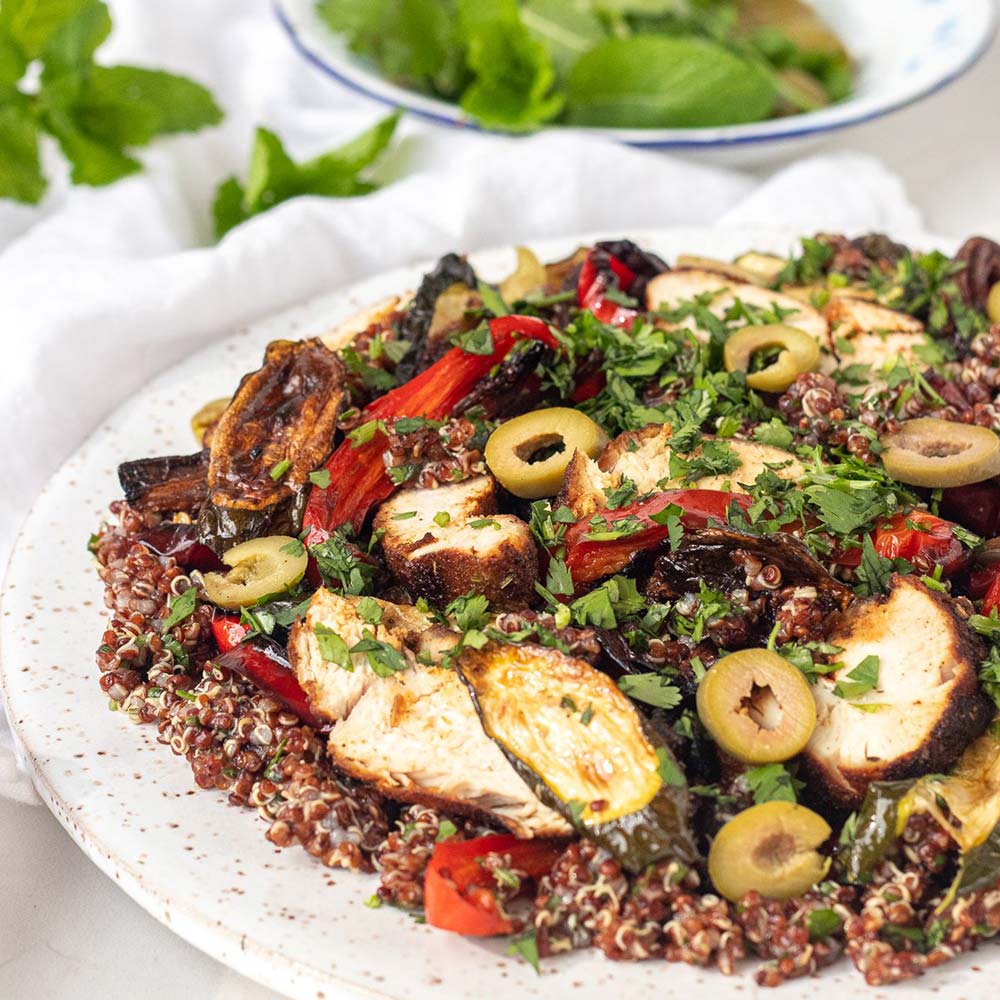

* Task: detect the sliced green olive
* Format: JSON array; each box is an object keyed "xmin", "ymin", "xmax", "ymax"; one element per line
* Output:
[
  {"xmin": 696, "ymin": 649, "xmax": 816, "ymax": 764},
  {"xmin": 880, "ymin": 418, "xmax": 1000, "ymax": 488},
  {"xmin": 485, "ymin": 407, "xmax": 608, "ymax": 499},
  {"xmin": 191, "ymin": 397, "xmax": 229, "ymax": 445},
  {"xmin": 723, "ymin": 324, "xmax": 820, "ymax": 393},
  {"xmin": 202, "ymin": 535, "xmax": 307, "ymax": 609},
  {"xmin": 988, "ymin": 281, "xmax": 1000, "ymax": 324},
  {"xmin": 708, "ymin": 801, "xmax": 831, "ymax": 902}
]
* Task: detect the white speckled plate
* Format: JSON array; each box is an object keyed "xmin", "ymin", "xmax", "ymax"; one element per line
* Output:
[{"xmin": 2, "ymin": 227, "xmax": 985, "ymax": 1000}]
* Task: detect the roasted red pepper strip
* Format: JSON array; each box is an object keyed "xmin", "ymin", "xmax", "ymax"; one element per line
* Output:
[
  {"xmin": 211, "ymin": 614, "xmax": 250, "ymax": 653},
  {"xmin": 304, "ymin": 315, "xmax": 558, "ymax": 534},
  {"xmin": 983, "ymin": 570, "xmax": 1000, "ymax": 616},
  {"xmin": 577, "ymin": 248, "xmax": 638, "ymax": 327},
  {"xmin": 564, "ymin": 490, "xmax": 751, "ymax": 584},
  {"xmin": 871, "ymin": 510, "xmax": 967, "ymax": 577},
  {"xmin": 213, "ymin": 639, "xmax": 325, "ymax": 730},
  {"xmin": 424, "ymin": 834, "xmax": 563, "ymax": 937}
]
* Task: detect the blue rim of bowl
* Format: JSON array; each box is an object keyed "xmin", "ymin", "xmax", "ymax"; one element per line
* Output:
[{"xmin": 274, "ymin": 0, "xmax": 997, "ymax": 150}]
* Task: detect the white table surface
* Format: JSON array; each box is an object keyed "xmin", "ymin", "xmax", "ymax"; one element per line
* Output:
[{"xmin": 3, "ymin": 27, "xmax": 1000, "ymax": 1000}]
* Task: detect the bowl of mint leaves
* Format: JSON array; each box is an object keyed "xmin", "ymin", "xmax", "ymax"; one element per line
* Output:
[{"xmin": 276, "ymin": 0, "xmax": 995, "ymax": 158}]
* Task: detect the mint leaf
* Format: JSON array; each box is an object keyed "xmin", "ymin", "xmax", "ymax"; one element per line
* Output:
[
  {"xmin": 520, "ymin": 0, "xmax": 605, "ymax": 76},
  {"xmin": 37, "ymin": 0, "xmax": 110, "ymax": 81},
  {"xmin": 745, "ymin": 763, "xmax": 802, "ymax": 804},
  {"xmin": 566, "ymin": 36, "xmax": 775, "ymax": 128},
  {"xmin": 457, "ymin": 0, "xmax": 563, "ymax": 130},
  {"xmin": 656, "ymin": 746, "xmax": 686, "ymax": 787},
  {"xmin": 212, "ymin": 113, "xmax": 400, "ymax": 239},
  {"xmin": 2, "ymin": 0, "xmax": 107, "ymax": 62},
  {"xmin": 0, "ymin": 101, "xmax": 45, "ymax": 203},
  {"xmin": 74, "ymin": 66, "xmax": 222, "ymax": 144}
]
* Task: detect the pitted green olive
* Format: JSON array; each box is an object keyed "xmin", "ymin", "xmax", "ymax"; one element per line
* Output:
[
  {"xmin": 484, "ymin": 407, "xmax": 608, "ymax": 499},
  {"xmin": 724, "ymin": 324, "xmax": 820, "ymax": 393},
  {"xmin": 696, "ymin": 649, "xmax": 816, "ymax": 764},
  {"xmin": 708, "ymin": 801, "xmax": 831, "ymax": 902},
  {"xmin": 202, "ymin": 535, "xmax": 307, "ymax": 609},
  {"xmin": 880, "ymin": 418, "xmax": 1000, "ymax": 488},
  {"xmin": 191, "ymin": 397, "xmax": 229, "ymax": 445}
]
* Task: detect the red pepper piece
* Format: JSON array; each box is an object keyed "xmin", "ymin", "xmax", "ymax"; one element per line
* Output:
[
  {"xmin": 211, "ymin": 614, "xmax": 250, "ymax": 653},
  {"xmin": 984, "ymin": 569, "xmax": 1000, "ymax": 616},
  {"xmin": 571, "ymin": 370, "xmax": 606, "ymax": 403},
  {"xmin": 870, "ymin": 510, "xmax": 967, "ymax": 577},
  {"xmin": 424, "ymin": 834, "xmax": 564, "ymax": 937},
  {"xmin": 304, "ymin": 315, "xmax": 558, "ymax": 534},
  {"xmin": 577, "ymin": 248, "xmax": 639, "ymax": 327},
  {"xmin": 213, "ymin": 639, "xmax": 325, "ymax": 730},
  {"xmin": 564, "ymin": 489, "xmax": 751, "ymax": 584}
]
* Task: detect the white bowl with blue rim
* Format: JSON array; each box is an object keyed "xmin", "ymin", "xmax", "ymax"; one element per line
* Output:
[{"xmin": 275, "ymin": 0, "xmax": 996, "ymax": 161}]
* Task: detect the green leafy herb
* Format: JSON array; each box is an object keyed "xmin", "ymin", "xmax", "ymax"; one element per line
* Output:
[
  {"xmin": 309, "ymin": 530, "xmax": 376, "ymax": 595},
  {"xmin": 451, "ymin": 321, "xmax": 494, "ymax": 356},
  {"xmin": 618, "ymin": 673, "xmax": 682, "ymax": 710},
  {"xmin": 161, "ymin": 587, "xmax": 197, "ymax": 631},
  {"xmin": 0, "ymin": 0, "xmax": 221, "ymax": 204},
  {"xmin": 314, "ymin": 624, "xmax": 351, "ymax": 669},
  {"xmin": 436, "ymin": 819, "xmax": 458, "ymax": 842},
  {"xmin": 308, "ymin": 468, "xmax": 331, "ymax": 489},
  {"xmin": 356, "ymin": 595, "xmax": 383, "ymax": 625},
  {"xmin": 213, "ymin": 111, "xmax": 400, "ymax": 238},
  {"xmin": 506, "ymin": 930, "xmax": 541, "ymax": 973},
  {"xmin": 806, "ymin": 908, "xmax": 843, "ymax": 940},
  {"xmin": 433, "ymin": 510, "xmax": 451, "ymax": 527},
  {"xmin": 161, "ymin": 635, "xmax": 189, "ymax": 668},
  {"xmin": 445, "ymin": 592, "xmax": 490, "ymax": 631},
  {"xmin": 477, "ymin": 279, "xmax": 509, "ymax": 317},
  {"xmin": 745, "ymin": 763, "xmax": 803, "ymax": 804},
  {"xmin": 350, "ymin": 631, "xmax": 408, "ymax": 677},
  {"xmin": 833, "ymin": 654, "xmax": 880, "ymax": 700},
  {"xmin": 269, "ymin": 458, "xmax": 292, "ymax": 481},
  {"xmin": 280, "ymin": 538, "xmax": 306, "ymax": 557},
  {"xmin": 655, "ymin": 746, "xmax": 686, "ymax": 787}
]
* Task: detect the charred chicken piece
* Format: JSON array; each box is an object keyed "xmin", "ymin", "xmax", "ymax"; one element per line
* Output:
[
  {"xmin": 373, "ymin": 475, "xmax": 538, "ymax": 610},
  {"xmin": 288, "ymin": 589, "xmax": 432, "ymax": 722},
  {"xmin": 197, "ymin": 338, "xmax": 347, "ymax": 553},
  {"xmin": 118, "ymin": 450, "xmax": 209, "ymax": 515},
  {"xmin": 645, "ymin": 268, "xmax": 828, "ymax": 343},
  {"xmin": 820, "ymin": 297, "xmax": 927, "ymax": 380},
  {"xmin": 289, "ymin": 589, "xmax": 570, "ymax": 838},
  {"xmin": 558, "ymin": 423, "xmax": 802, "ymax": 521},
  {"xmin": 802, "ymin": 575, "xmax": 991, "ymax": 811}
]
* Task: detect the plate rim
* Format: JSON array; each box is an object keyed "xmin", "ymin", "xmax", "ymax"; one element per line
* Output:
[
  {"xmin": 273, "ymin": 0, "xmax": 998, "ymax": 150},
  {"xmin": 0, "ymin": 224, "xmax": 957, "ymax": 1000}
]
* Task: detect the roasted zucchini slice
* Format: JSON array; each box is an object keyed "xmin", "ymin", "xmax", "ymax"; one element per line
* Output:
[{"xmin": 458, "ymin": 642, "xmax": 697, "ymax": 873}]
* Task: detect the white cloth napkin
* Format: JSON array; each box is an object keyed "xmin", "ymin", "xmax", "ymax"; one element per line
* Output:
[{"xmin": 0, "ymin": 0, "xmax": 924, "ymax": 804}]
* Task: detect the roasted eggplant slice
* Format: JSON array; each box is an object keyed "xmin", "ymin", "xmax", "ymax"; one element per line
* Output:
[
  {"xmin": 458, "ymin": 642, "xmax": 698, "ymax": 873},
  {"xmin": 118, "ymin": 450, "xmax": 209, "ymax": 514},
  {"xmin": 395, "ymin": 253, "xmax": 478, "ymax": 380},
  {"xmin": 197, "ymin": 338, "xmax": 347, "ymax": 553}
]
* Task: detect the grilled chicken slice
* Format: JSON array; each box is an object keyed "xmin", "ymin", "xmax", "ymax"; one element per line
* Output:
[
  {"xmin": 645, "ymin": 268, "xmax": 828, "ymax": 343},
  {"xmin": 320, "ymin": 294, "xmax": 411, "ymax": 353},
  {"xmin": 374, "ymin": 475, "xmax": 538, "ymax": 609},
  {"xmin": 288, "ymin": 589, "xmax": 431, "ymax": 722},
  {"xmin": 559, "ymin": 424, "xmax": 803, "ymax": 520},
  {"xmin": 802, "ymin": 576, "xmax": 992, "ymax": 810},
  {"xmin": 290, "ymin": 589, "xmax": 570, "ymax": 837},
  {"xmin": 327, "ymin": 664, "xmax": 572, "ymax": 838},
  {"xmin": 820, "ymin": 298, "xmax": 928, "ymax": 380}
]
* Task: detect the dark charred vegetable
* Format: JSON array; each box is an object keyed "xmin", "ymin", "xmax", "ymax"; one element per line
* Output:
[
  {"xmin": 394, "ymin": 253, "xmax": 478, "ymax": 381},
  {"xmin": 118, "ymin": 450, "xmax": 209, "ymax": 514},
  {"xmin": 645, "ymin": 526, "xmax": 852, "ymax": 610},
  {"xmin": 951, "ymin": 824, "xmax": 1000, "ymax": 899},
  {"xmin": 304, "ymin": 316, "xmax": 560, "ymax": 535},
  {"xmin": 954, "ymin": 236, "xmax": 1000, "ymax": 314},
  {"xmin": 458, "ymin": 641, "xmax": 698, "ymax": 874},
  {"xmin": 577, "ymin": 240, "xmax": 668, "ymax": 327},
  {"xmin": 940, "ymin": 481, "xmax": 1000, "ymax": 537},
  {"xmin": 837, "ymin": 779, "xmax": 914, "ymax": 884},
  {"xmin": 197, "ymin": 338, "xmax": 347, "ymax": 554},
  {"xmin": 133, "ymin": 522, "xmax": 223, "ymax": 572},
  {"xmin": 452, "ymin": 338, "xmax": 550, "ymax": 419}
]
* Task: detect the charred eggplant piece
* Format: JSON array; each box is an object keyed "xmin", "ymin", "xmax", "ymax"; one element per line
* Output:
[
  {"xmin": 645, "ymin": 526, "xmax": 852, "ymax": 609},
  {"xmin": 458, "ymin": 642, "xmax": 698, "ymax": 873},
  {"xmin": 197, "ymin": 338, "xmax": 347, "ymax": 554},
  {"xmin": 118, "ymin": 450, "xmax": 209, "ymax": 514},
  {"xmin": 134, "ymin": 522, "xmax": 223, "ymax": 572},
  {"xmin": 593, "ymin": 239, "xmax": 668, "ymax": 302},
  {"xmin": 395, "ymin": 253, "xmax": 478, "ymax": 381},
  {"xmin": 454, "ymin": 339, "xmax": 551, "ymax": 419}
]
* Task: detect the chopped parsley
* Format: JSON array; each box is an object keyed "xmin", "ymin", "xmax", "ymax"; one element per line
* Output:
[
  {"xmin": 833, "ymin": 654, "xmax": 880, "ymax": 700},
  {"xmin": 161, "ymin": 588, "xmax": 197, "ymax": 632}
]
